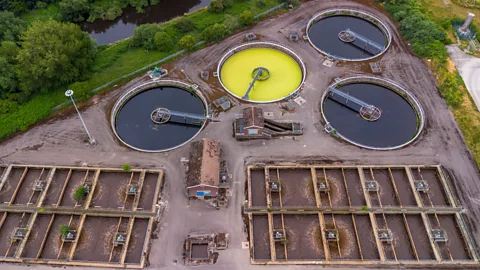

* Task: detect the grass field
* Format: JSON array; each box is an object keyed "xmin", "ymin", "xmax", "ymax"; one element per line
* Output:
[{"xmin": 0, "ymin": 0, "xmax": 284, "ymax": 140}]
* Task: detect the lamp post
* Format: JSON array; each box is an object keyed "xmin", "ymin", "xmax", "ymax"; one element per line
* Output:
[{"xmin": 65, "ymin": 90, "xmax": 96, "ymax": 144}]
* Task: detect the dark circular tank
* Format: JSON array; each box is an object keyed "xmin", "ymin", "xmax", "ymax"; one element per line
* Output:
[
  {"xmin": 308, "ymin": 13, "xmax": 389, "ymax": 60},
  {"xmin": 114, "ymin": 86, "xmax": 206, "ymax": 152},
  {"xmin": 323, "ymin": 83, "xmax": 419, "ymax": 149}
]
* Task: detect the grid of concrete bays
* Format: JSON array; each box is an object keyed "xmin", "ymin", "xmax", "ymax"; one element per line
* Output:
[
  {"xmin": 0, "ymin": 164, "xmax": 163, "ymax": 268},
  {"xmin": 246, "ymin": 165, "xmax": 478, "ymax": 266}
]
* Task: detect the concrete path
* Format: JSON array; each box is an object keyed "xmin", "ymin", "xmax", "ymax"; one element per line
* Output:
[{"xmin": 447, "ymin": 44, "xmax": 480, "ymax": 109}]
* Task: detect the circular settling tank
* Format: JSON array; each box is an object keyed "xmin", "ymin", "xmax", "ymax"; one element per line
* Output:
[
  {"xmin": 218, "ymin": 42, "xmax": 305, "ymax": 103},
  {"xmin": 307, "ymin": 9, "xmax": 391, "ymax": 61},
  {"xmin": 111, "ymin": 81, "xmax": 207, "ymax": 152},
  {"xmin": 321, "ymin": 77, "xmax": 424, "ymax": 150}
]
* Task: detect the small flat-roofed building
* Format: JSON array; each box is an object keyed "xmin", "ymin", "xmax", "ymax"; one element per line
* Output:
[{"xmin": 186, "ymin": 139, "xmax": 221, "ymax": 198}]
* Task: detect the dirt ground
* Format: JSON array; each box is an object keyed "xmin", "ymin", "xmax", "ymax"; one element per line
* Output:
[{"xmin": 1, "ymin": 0, "xmax": 480, "ymax": 269}]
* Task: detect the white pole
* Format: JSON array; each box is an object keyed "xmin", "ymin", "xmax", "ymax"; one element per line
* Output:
[{"xmin": 65, "ymin": 90, "xmax": 95, "ymax": 144}]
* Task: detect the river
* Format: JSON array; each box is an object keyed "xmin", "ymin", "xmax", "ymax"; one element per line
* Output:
[{"xmin": 80, "ymin": 0, "xmax": 210, "ymax": 45}]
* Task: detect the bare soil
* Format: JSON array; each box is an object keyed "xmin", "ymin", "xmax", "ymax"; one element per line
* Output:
[
  {"xmin": 21, "ymin": 214, "xmax": 52, "ymax": 258},
  {"xmin": 279, "ymin": 169, "xmax": 316, "ymax": 207},
  {"xmin": 42, "ymin": 169, "xmax": 70, "ymax": 206},
  {"xmin": 390, "ymin": 169, "xmax": 417, "ymax": 206},
  {"xmin": 250, "ymin": 169, "xmax": 267, "ymax": 207},
  {"xmin": 344, "ymin": 169, "xmax": 366, "ymax": 206},
  {"xmin": 39, "ymin": 214, "xmax": 71, "ymax": 259},
  {"xmin": 0, "ymin": 168, "xmax": 25, "ymax": 203},
  {"xmin": 384, "ymin": 215, "xmax": 415, "ymax": 260},
  {"xmin": 125, "ymin": 218, "xmax": 149, "ymax": 264},
  {"xmin": 137, "ymin": 173, "xmax": 157, "ymax": 211},
  {"xmin": 59, "ymin": 170, "xmax": 89, "ymax": 207},
  {"xmin": 354, "ymin": 214, "xmax": 380, "ymax": 260},
  {"xmin": 283, "ymin": 215, "xmax": 323, "ymax": 260},
  {"xmin": 251, "ymin": 215, "xmax": 270, "ymax": 260},
  {"xmin": 90, "ymin": 172, "xmax": 131, "ymax": 209},
  {"xmin": 13, "ymin": 168, "xmax": 42, "ymax": 205},
  {"xmin": 0, "ymin": 213, "xmax": 23, "ymax": 257},
  {"xmin": 372, "ymin": 169, "xmax": 400, "ymax": 207},
  {"xmin": 73, "ymin": 216, "xmax": 118, "ymax": 261},
  {"xmin": 405, "ymin": 214, "xmax": 435, "ymax": 260}
]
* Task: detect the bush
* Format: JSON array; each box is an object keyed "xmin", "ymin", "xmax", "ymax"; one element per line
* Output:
[
  {"xmin": 130, "ymin": 23, "xmax": 161, "ymax": 50},
  {"xmin": 154, "ymin": 31, "xmax": 174, "ymax": 51},
  {"xmin": 255, "ymin": 0, "xmax": 266, "ymax": 8},
  {"xmin": 202, "ymin": 23, "xmax": 229, "ymax": 42},
  {"xmin": 239, "ymin": 10, "xmax": 253, "ymax": 25},
  {"xmin": 73, "ymin": 185, "xmax": 87, "ymax": 201},
  {"xmin": 175, "ymin": 18, "xmax": 195, "ymax": 33},
  {"xmin": 209, "ymin": 0, "xmax": 224, "ymax": 13},
  {"xmin": 60, "ymin": 225, "xmax": 71, "ymax": 236},
  {"xmin": 178, "ymin": 35, "xmax": 197, "ymax": 50},
  {"xmin": 223, "ymin": 14, "xmax": 239, "ymax": 31},
  {"xmin": 123, "ymin": 163, "xmax": 131, "ymax": 172}
]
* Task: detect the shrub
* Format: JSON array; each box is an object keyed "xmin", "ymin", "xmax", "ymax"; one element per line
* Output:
[
  {"xmin": 209, "ymin": 0, "xmax": 224, "ymax": 13},
  {"xmin": 255, "ymin": 0, "xmax": 266, "ymax": 8},
  {"xmin": 154, "ymin": 31, "xmax": 174, "ymax": 51},
  {"xmin": 175, "ymin": 17, "xmax": 195, "ymax": 33},
  {"xmin": 223, "ymin": 14, "xmax": 239, "ymax": 30},
  {"xmin": 202, "ymin": 23, "xmax": 229, "ymax": 42},
  {"xmin": 178, "ymin": 35, "xmax": 197, "ymax": 50},
  {"xmin": 239, "ymin": 10, "xmax": 253, "ymax": 26},
  {"xmin": 60, "ymin": 225, "xmax": 71, "ymax": 236},
  {"xmin": 130, "ymin": 23, "xmax": 161, "ymax": 50},
  {"xmin": 123, "ymin": 163, "xmax": 131, "ymax": 172},
  {"xmin": 73, "ymin": 185, "xmax": 87, "ymax": 201}
]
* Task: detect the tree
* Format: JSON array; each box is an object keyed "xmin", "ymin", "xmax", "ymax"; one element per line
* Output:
[
  {"xmin": 178, "ymin": 35, "xmax": 197, "ymax": 50},
  {"xmin": 73, "ymin": 185, "xmax": 87, "ymax": 201},
  {"xmin": 16, "ymin": 20, "xmax": 97, "ymax": 95},
  {"xmin": 239, "ymin": 10, "xmax": 253, "ymax": 26},
  {"xmin": 209, "ymin": 0, "xmax": 224, "ymax": 13},
  {"xmin": 59, "ymin": 0, "xmax": 90, "ymax": 22},
  {"xmin": 0, "ymin": 57, "xmax": 18, "ymax": 98},
  {"xmin": 0, "ymin": 41, "xmax": 20, "ymax": 64},
  {"xmin": 154, "ymin": 31, "xmax": 174, "ymax": 51},
  {"xmin": 0, "ymin": 11, "xmax": 26, "ymax": 43},
  {"xmin": 202, "ymin": 23, "xmax": 229, "ymax": 42},
  {"xmin": 175, "ymin": 17, "xmax": 195, "ymax": 33},
  {"xmin": 130, "ymin": 23, "xmax": 161, "ymax": 50}
]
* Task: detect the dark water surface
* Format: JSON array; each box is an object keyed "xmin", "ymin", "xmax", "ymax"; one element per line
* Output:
[
  {"xmin": 308, "ymin": 15, "xmax": 387, "ymax": 60},
  {"xmin": 115, "ymin": 86, "xmax": 205, "ymax": 151},
  {"xmin": 81, "ymin": 0, "xmax": 210, "ymax": 45},
  {"xmin": 323, "ymin": 83, "xmax": 418, "ymax": 148}
]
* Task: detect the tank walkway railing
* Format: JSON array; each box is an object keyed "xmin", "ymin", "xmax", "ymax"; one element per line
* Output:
[
  {"xmin": 167, "ymin": 110, "xmax": 205, "ymax": 121},
  {"xmin": 244, "ymin": 206, "xmax": 464, "ymax": 215},
  {"xmin": 243, "ymin": 67, "xmax": 264, "ymax": 100},
  {"xmin": 327, "ymin": 87, "xmax": 375, "ymax": 111},
  {"xmin": 340, "ymin": 29, "xmax": 385, "ymax": 55},
  {"xmin": 0, "ymin": 204, "xmax": 156, "ymax": 218}
]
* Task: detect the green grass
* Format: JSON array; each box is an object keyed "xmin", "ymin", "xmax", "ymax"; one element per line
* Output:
[
  {"xmin": 0, "ymin": 0, "xmax": 284, "ymax": 140},
  {"xmin": 21, "ymin": 4, "xmax": 62, "ymax": 24}
]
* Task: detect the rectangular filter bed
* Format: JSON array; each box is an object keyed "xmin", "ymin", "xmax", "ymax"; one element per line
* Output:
[
  {"xmin": 0, "ymin": 164, "xmax": 163, "ymax": 268},
  {"xmin": 246, "ymin": 164, "xmax": 477, "ymax": 265}
]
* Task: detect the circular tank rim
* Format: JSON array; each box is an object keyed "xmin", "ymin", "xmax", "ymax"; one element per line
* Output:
[
  {"xmin": 110, "ymin": 79, "xmax": 209, "ymax": 153},
  {"xmin": 306, "ymin": 8, "xmax": 393, "ymax": 62},
  {"xmin": 216, "ymin": 41, "xmax": 307, "ymax": 103},
  {"xmin": 320, "ymin": 75, "xmax": 425, "ymax": 150}
]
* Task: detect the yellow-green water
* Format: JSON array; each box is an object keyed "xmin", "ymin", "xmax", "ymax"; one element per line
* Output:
[{"xmin": 220, "ymin": 48, "xmax": 303, "ymax": 102}]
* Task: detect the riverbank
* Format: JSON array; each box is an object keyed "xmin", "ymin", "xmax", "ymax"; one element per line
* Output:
[{"xmin": 0, "ymin": 0, "xmax": 286, "ymax": 140}]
